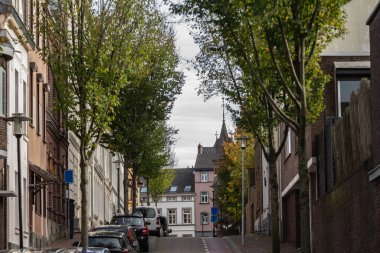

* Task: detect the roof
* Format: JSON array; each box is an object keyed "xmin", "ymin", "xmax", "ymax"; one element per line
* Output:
[
  {"xmin": 165, "ymin": 168, "xmax": 195, "ymax": 194},
  {"xmin": 367, "ymin": 0, "xmax": 380, "ymax": 25},
  {"xmin": 194, "ymin": 147, "xmax": 216, "ymax": 170}
]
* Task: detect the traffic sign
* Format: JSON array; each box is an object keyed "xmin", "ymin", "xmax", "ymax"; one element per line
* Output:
[
  {"xmin": 211, "ymin": 215, "xmax": 218, "ymax": 223},
  {"xmin": 64, "ymin": 170, "xmax": 74, "ymax": 184},
  {"xmin": 211, "ymin": 207, "xmax": 218, "ymax": 216}
]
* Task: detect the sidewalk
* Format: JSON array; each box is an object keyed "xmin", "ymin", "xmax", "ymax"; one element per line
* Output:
[
  {"xmin": 48, "ymin": 233, "xmax": 81, "ymax": 249},
  {"xmin": 224, "ymin": 233, "xmax": 299, "ymax": 253}
]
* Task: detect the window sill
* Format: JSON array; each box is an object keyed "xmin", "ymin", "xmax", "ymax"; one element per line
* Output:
[{"xmin": 199, "ymin": 202, "xmax": 210, "ymax": 204}]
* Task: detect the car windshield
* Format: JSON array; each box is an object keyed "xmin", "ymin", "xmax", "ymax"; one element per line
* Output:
[
  {"xmin": 136, "ymin": 208, "xmax": 155, "ymax": 218},
  {"xmin": 88, "ymin": 237, "xmax": 121, "ymax": 249},
  {"xmin": 112, "ymin": 217, "xmax": 142, "ymax": 225}
]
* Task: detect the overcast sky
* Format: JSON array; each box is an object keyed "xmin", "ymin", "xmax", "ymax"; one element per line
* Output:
[{"xmin": 168, "ymin": 21, "xmax": 234, "ymax": 168}]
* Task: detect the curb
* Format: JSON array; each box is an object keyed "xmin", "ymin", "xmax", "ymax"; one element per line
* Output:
[{"xmin": 223, "ymin": 236, "xmax": 243, "ymax": 253}]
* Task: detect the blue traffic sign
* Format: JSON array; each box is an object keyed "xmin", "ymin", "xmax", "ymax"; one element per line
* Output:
[
  {"xmin": 211, "ymin": 207, "xmax": 218, "ymax": 216},
  {"xmin": 211, "ymin": 215, "xmax": 218, "ymax": 223},
  {"xmin": 64, "ymin": 170, "xmax": 74, "ymax": 184}
]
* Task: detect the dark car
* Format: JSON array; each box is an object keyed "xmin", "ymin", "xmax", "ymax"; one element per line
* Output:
[
  {"xmin": 91, "ymin": 225, "xmax": 140, "ymax": 253},
  {"xmin": 87, "ymin": 231, "xmax": 136, "ymax": 253},
  {"xmin": 159, "ymin": 216, "xmax": 172, "ymax": 237},
  {"xmin": 111, "ymin": 213, "xmax": 149, "ymax": 252}
]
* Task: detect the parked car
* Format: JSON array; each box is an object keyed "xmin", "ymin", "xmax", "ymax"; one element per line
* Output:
[
  {"xmin": 111, "ymin": 213, "xmax": 149, "ymax": 252},
  {"xmin": 86, "ymin": 231, "xmax": 137, "ymax": 253},
  {"xmin": 91, "ymin": 225, "xmax": 140, "ymax": 253},
  {"xmin": 159, "ymin": 216, "xmax": 172, "ymax": 237},
  {"xmin": 135, "ymin": 206, "xmax": 163, "ymax": 237}
]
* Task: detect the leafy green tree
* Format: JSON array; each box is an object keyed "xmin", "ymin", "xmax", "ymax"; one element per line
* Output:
[
  {"xmin": 215, "ymin": 131, "xmax": 254, "ymax": 227},
  {"xmin": 103, "ymin": 5, "xmax": 184, "ymax": 213},
  {"xmin": 169, "ymin": 1, "xmax": 348, "ymax": 251},
  {"xmin": 149, "ymin": 169, "xmax": 175, "ymax": 207},
  {"xmin": 41, "ymin": 0, "xmax": 149, "ymax": 248}
]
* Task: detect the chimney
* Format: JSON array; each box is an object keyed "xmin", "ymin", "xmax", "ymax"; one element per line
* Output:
[{"xmin": 198, "ymin": 143, "xmax": 203, "ymax": 154}]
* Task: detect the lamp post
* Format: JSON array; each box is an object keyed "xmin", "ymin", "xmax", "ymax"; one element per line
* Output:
[
  {"xmin": 236, "ymin": 135, "xmax": 249, "ymax": 246},
  {"xmin": 7, "ymin": 113, "xmax": 31, "ymax": 249}
]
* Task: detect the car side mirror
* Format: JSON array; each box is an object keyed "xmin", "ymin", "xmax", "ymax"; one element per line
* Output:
[
  {"xmin": 145, "ymin": 221, "xmax": 150, "ymax": 225},
  {"xmin": 72, "ymin": 241, "xmax": 80, "ymax": 247}
]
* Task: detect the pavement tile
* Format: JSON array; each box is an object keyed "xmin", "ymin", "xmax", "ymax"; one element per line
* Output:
[{"xmin": 224, "ymin": 233, "xmax": 299, "ymax": 253}]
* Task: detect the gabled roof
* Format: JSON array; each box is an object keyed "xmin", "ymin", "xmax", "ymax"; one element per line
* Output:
[
  {"xmin": 165, "ymin": 168, "xmax": 195, "ymax": 194},
  {"xmin": 194, "ymin": 147, "xmax": 216, "ymax": 170}
]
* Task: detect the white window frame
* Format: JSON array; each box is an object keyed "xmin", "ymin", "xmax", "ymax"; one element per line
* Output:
[
  {"xmin": 182, "ymin": 195, "xmax": 192, "ymax": 201},
  {"xmin": 167, "ymin": 208, "xmax": 177, "ymax": 225},
  {"xmin": 182, "ymin": 208, "xmax": 191, "ymax": 224},
  {"xmin": 0, "ymin": 67, "xmax": 6, "ymax": 116},
  {"xmin": 200, "ymin": 172, "xmax": 208, "ymax": 182},
  {"xmin": 200, "ymin": 192, "xmax": 208, "ymax": 203},
  {"xmin": 167, "ymin": 196, "xmax": 177, "ymax": 202}
]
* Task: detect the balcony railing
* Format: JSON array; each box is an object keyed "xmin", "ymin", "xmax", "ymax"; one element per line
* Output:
[{"xmin": 0, "ymin": 1, "xmax": 35, "ymax": 50}]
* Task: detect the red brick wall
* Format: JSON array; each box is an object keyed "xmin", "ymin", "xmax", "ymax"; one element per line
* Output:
[
  {"xmin": 282, "ymin": 191, "xmax": 300, "ymax": 247},
  {"xmin": 312, "ymin": 167, "xmax": 377, "ymax": 253}
]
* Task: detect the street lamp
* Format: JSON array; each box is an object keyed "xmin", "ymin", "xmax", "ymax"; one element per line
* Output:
[
  {"xmin": 236, "ymin": 135, "xmax": 249, "ymax": 246},
  {"xmin": 6, "ymin": 113, "xmax": 31, "ymax": 249}
]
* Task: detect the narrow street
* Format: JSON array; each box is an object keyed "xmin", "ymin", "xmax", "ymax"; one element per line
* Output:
[{"xmin": 152, "ymin": 237, "xmax": 232, "ymax": 253}]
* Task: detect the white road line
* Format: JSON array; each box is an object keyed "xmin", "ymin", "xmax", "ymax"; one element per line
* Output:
[{"xmin": 202, "ymin": 238, "xmax": 209, "ymax": 253}]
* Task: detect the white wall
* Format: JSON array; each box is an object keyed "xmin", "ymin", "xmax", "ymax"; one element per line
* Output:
[{"xmin": 322, "ymin": 0, "xmax": 378, "ymax": 56}]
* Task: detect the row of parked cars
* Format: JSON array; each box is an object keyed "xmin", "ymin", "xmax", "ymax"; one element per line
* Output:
[{"xmin": 73, "ymin": 206, "xmax": 171, "ymax": 253}]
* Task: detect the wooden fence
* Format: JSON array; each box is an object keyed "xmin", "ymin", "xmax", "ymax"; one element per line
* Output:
[{"xmin": 333, "ymin": 78, "xmax": 372, "ymax": 182}]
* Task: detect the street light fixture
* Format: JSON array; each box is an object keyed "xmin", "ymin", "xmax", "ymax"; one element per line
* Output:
[
  {"xmin": 6, "ymin": 113, "xmax": 31, "ymax": 249},
  {"xmin": 236, "ymin": 135, "xmax": 249, "ymax": 246}
]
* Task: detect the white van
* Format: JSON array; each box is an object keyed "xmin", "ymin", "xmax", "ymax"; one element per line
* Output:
[{"xmin": 135, "ymin": 206, "xmax": 163, "ymax": 237}]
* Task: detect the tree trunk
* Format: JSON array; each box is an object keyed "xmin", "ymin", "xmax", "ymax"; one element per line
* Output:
[
  {"xmin": 298, "ymin": 117, "xmax": 310, "ymax": 253},
  {"xmin": 80, "ymin": 145, "xmax": 89, "ymax": 250},
  {"xmin": 298, "ymin": 38, "xmax": 311, "ymax": 253},
  {"xmin": 268, "ymin": 158, "xmax": 280, "ymax": 253},
  {"xmin": 132, "ymin": 165, "xmax": 137, "ymax": 212},
  {"xmin": 123, "ymin": 156, "xmax": 129, "ymax": 214}
]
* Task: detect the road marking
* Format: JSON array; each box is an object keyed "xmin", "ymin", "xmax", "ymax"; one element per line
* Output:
[{"xmin": 201, "ymin": 237, "xmax": 209, "ymax": 253}]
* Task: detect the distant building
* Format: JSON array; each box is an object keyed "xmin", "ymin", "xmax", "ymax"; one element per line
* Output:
[
  {"xmin": 194, "ymin": 114, "xmax": 231, "ymax": 237},
  {"xmin": 140, "ymin": 168, "xmax": 195, "ymax": 237}
]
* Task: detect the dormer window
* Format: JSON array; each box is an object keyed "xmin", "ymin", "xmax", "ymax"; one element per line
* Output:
[
  {"xmin": 184, "ymin": 185, "xmax": 191, "ymax": 192},
  {"xmin": 170, "ymin": 186, "xmax": 177, "ymax": 192}
]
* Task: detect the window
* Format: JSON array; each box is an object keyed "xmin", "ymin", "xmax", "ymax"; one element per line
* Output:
[
  {"xmin": 200, "ymin": 192, "xmax": 208, "ymax": 203},
  {"xmin": 140, "ymin": 186, "xmax": 147, "ymax": 193},
  {"xmin": 37, "ymin": 82, "xmax": 40, "ymax": 134},
  {"xmin": 29, "ymin": 70, "xmax": 33, "ymax": 123},
  {"xmin": 201, "ymin": 213, "xmax": 209, "ymax": 224},
  {"xmin": 15, "ymin": 70, "xmax": 19, "ymax": 112},
  {"xmin": 201, "ymin": 172, "xmax": 208, "ymax": 182},
  {"xmin": 337, "ymin": 79, "xmax": 361, "ymax": 116},
  {"xmin": 168, "ymin": 208, "xmax": 177, "ymax": 225},
  {"xmin": 182, "ymin": 209, "xmax": 191, "ymax": 224},
  {"xmin": 167, "ymin": 196, "xmax": 177, "ymax": 202},
  {"xmin": 0, "ymin": 67, "xmax": 6, "ymax": 116},
  {"xmin": 285, "ymin": 130, "xmax": 291, "ymax": 157},
  {"xmin": 182, "ymin": 195, "xmax": 192, "ymax": 201},
  {"xmin": 170, "ymin": 186, "xmax": 177, "ymax": 192},
  {"xmin": 335, "ymin": 67, "xmax": 370, "ymax": 117},
  {"xmin": 23, "ymin": 81, "xmax": 27, "ymax": 114},
  {"xmin": 184, "ymin": 185, "xmax": 191, "ymax": 192}
]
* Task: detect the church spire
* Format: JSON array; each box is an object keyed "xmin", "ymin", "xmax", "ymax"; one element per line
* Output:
[{"xmin": 222, "ymin": 97, "xmax": 225, "ymax": 122}]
